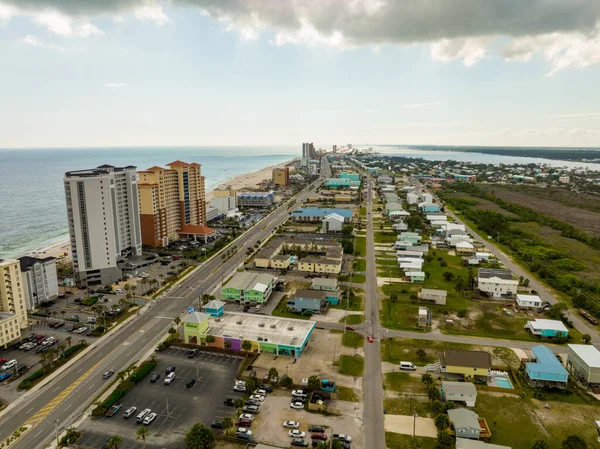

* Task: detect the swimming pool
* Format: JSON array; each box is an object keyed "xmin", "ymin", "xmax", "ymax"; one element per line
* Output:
[{"xmin": 496, "ymin": 376, "xmax": 513, "ymax": 389}]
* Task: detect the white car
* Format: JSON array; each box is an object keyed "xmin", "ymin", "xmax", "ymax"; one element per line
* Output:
[
  {"xmin": 114, "ymin": 288, "xmax": 124, "ymax": 294},
  {"xmin": 239, "ymin": 413, "xmax": 255, "ymax": 422},
  {"xmin": 283, "ymin": 421, "xmax": 300, "ymax": 429},
  {"xmin": 164, "ymin": 372, "xmax": 176, "ymax": 385},
  {"xmin": 289, "ymin": 430, "xmax": 306, "ymax": 438},
  {"xmin": 1, "ymin": 360, "xmax": 17, "ymax": 371},
  {"xmin": 75, "ymin": 327, "xmax": 87, "ymax": 334},
  {"xmin": 290, "ymin": 401, "xmax": 304, "ymax": 410},
  {"xmin": 291, "ymin": 389, "xmax": 308, "ymax": 398},
  {"xmin": 249, "ymin": 394, "xmax": 265, "ymax": 402},
  {"xmin": 143, "ymin": 412, "xmax": 157, "ymax": 425},
  {"xmin": 233, "ymin": 384, "xmax": 246, "ymax": 392},
  {"xmin": 256, "ymin": 388, "xmax": 268, "ymax": 396},
  {"xmin": 236, "ymin": 428, "xmax": 252, "ymax": 436}
]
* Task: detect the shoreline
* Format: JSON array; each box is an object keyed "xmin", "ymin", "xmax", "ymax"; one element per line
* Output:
[{"xmin": 19, "ymin": 157, "xmax": 299, "ymax": 261}]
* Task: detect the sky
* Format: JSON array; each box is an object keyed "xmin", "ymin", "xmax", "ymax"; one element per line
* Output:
[{"xmin": 1, "ymin": 0, "xmax": 600, "ymax": 149}]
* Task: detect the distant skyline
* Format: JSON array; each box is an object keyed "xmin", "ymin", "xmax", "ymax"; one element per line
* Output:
[{"xmin": 1, "ymin": 0, "xmax": 599, "ymax": 148}]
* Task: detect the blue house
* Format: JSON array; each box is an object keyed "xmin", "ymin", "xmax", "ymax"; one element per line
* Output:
[
  {"xmin": 525, "ymin": 319, "xmax": 569, "ymax": 338},
  {"xmin": 203, "ymin": 299, "xmax": 225, "ymax": 317},
  {"xmin": 525, "ymin": 345, "xmax": 569, "ymax": 389},
  {"xmin": 287, "ymin": 290, "xmax": 329, "ymax": 314},
  {"xmin": 419, "ymin": 203, "xmax": 441, "ymax": 213},
  {"xmin": 291, "ymin": 208, "xmax": 353, "ymax": 222}
]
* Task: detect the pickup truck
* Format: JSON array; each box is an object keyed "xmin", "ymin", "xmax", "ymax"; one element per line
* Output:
[
  {"xmin": 333, "ymin": 434, "xmax": 352, "ymax": 443},
  {"xmin": 105, "ymin": 402, "xmax": 123, "ymax": 417}
]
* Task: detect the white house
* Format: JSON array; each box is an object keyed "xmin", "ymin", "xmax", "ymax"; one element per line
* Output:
[
  {"xmin": 441, "ymin": 381, "xmax": 477, "ymax": 407},
  {"xmin": 419, "ymin": 288, "xmax": 447, "ymax": 305},
  {"xmin": 400, "ymin": 259, "xmax": 423, "ymax": 272},
  {"xmin": 516, "ymin": 294, "xmax": 542, "ymax": 311},
  {"xmin": 407, "ymin": 192, "xmax": 420, "ymax": 205},
  {"xmin": 389, "ymin": 210, "xmax": 410, "ymax": 219},
  {"xmin": 392, "ymin": 222, "xmax": 408, "ymax": 231},
  {"xmin": 396, "ymin": 250, "xmax": 424, "ymax": 259},
  {"xmin": 321, "ymin": 213, "xmax": 345, "ymax": 233},
  {"xmin": 477, "ymin": 268, "xmax": 518, "ymax": 298},
  {"xmin": 456, "ymin": 241, "xmax": 476, "ymax": 254}
]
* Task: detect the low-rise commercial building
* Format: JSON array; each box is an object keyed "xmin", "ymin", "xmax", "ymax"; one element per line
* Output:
[
  {"xmin": 18, "ymin": 256, "xmax": 58, "ymax": 310},
  {"xmin": 220, "ymin": 272, "xmax": 275, "ymax": 304},
  {"xmin": 322, "ymin": 213, "xmax": 345, "ymax": 233},
  {"xmin": 291, "ymin": 207, "xmax": 353, "ymax": 223},
  {"xmin": 567, "ymin": 344, "xmax": 600, "ymax": 387},
  {"xmin": 238, "ymin": 191, "xmax": 274, "ymax": 208}
]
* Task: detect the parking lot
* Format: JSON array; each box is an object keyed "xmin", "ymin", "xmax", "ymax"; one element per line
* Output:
[
  {"xmin": 77, "ymin": 348, "xmax": 242, "ymax": 449},
  {"xmin": 0, "ymin": 323, "xmax": 95, "ymax": 404}
]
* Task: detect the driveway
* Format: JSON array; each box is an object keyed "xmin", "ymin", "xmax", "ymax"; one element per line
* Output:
[{"xmin": 384, "ymin": 414, "xmax": 437, "ymax": 438}]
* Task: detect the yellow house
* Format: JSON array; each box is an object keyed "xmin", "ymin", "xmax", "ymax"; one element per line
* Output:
[
  {"xmin": 334, "ymin": 195, "xmax": 355, "ymax": 202},
  {"xmin": 271, "ymin": 255, "xmax": 292, "ymax": 269},
  {"xmin": 441, "ymin": 349, "xmax": 492, "ymax": 380},
  {"xmin": 298, "ymin": 258, "xmax": 318, "ymax": 272},
  {"xmin": 315, "ymin": 259, "xmax": 342, "ymax": 274},
  {"xmin": 254, "ymin": 257, "xmax": 272, "ymax": 269}
]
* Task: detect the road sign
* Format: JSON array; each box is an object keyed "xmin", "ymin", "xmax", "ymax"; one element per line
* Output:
[{"xmin": 188, "ymin": 307, "xmax": 196, "ymax": 313}]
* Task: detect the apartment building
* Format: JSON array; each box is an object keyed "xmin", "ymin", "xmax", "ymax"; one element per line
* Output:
[
  {"xmin": 137, "ymin": 161, "xmax": 207, "ymax": 247},
  {"xmin": 0, "ymin": 259, "xmax": 28, "ymax": 344},
  {"xmin": 18, "ymin": 256, "xmax": 58, "ymax": 310},
  {"xmin": 64, "ymin": 165, "xmax": 142, "ymax": 287},
  {"xmin": 272, "ymin": 167, "xmax": 290, "ymax": 186}
]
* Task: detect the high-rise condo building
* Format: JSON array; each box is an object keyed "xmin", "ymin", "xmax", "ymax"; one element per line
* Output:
[
  {"xmin": 0, "ymin": 258, "xmax": 29, "ymax": 347},
  {"xmin": 64, "ymin": 165, "xmax": 142, "ymax": 287},
  {"xmin": 138, "ymin": 161, "xmax": 207, "ymax": 247},
  {"xmin": 18, "ymin": 256, "xmax": 58, "ymax": 310},
  {"xmin": 272, "ymin": 167, "xmax": 290, "ymax": 186},
  {"xmin": 302, "ymin": 142, "xmax": 315, "ymax": 159}
]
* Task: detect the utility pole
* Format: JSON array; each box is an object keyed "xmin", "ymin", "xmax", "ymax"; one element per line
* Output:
[{"xmin": 54, "ymin": 419, "xmax": 60, "ymax": 446}]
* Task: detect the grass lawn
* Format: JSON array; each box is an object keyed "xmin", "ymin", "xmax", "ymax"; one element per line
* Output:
[
  {"xmin": 376, "ymin": 258, "xmax": 399, "ymax": 266},
  {"xmin": 374, "ymin": 232, "xmax": 398, "ymax": 244},
  {"xmin": 383, "ymin": 397, "xmax": 432, "ymax": 418},
  {"xmin": 380, "ymin": 299, "xmax": 427, "ymax": 331},
  {"xmin": 383, "ymin": 372, "xmax": 427, "ymax": 395},
  {"xmin": 342, "ymin": 331, "xmax": 364, "ymax": 348},
  {"xmin": 475, "ymin": 393, "xmax": 599, "ymax": 448},
  {"xmin": 355, "ymin": 236, "xmax": 367, "ymax": 256},
  {"xmin": 338, "ymin": 355, "xmax": 364, "ymax": 377},
  {"xmin": 336, "ymin": 385, "xmax": 359, "ymax": 402},
  {"xmin": 339, "ymin": 314, "xmax": 365, "ymax": 325},
  {"xmin": 330, "ymin": 291, "xmax": 364, "ymax": 311},
  {"xmin": 353, "ymin": 258, "xmax": 367, "ymax": 271},
  {"xmin": 359, "ymin": 206, "xmax": 367, "ymax": 218},
  {"xmin": 271, "ymin": 296, "xmax": 311, "ymax": 320},
  {"xmin": 377, "ymin": 265, "xmax": 404, "ymax": 278},
  {"xmin": 385, "ymin": 432, "xmax": 437, "ymax": 449},
  {"xmin": 381, "ymin": 337, "xmax": 472, "ymax": 366},
  {"xmin": 350, "ymin": 274, "xmax": 367, "ymax": 283}
]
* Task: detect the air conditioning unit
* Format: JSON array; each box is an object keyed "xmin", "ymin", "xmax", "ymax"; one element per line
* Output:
[
  {"xmin": 270, "ymin": 324, "xmax": 277, "ymax": 329},
  {"xmin": 288, "ymin": 325, "xmax": 294, "ymax": 331},
  {"xmin": 259, "ymin": 323, "xmax": 265, "ymax": 327}
]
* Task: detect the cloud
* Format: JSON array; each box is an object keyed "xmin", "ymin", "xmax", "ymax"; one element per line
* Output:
[
  {"xmin": 3, "ymin": 0, "xmax": 600, "ymax": 72},
  {"xmin": 75, "ymin": 22, "xmax": 103, "ymax": 37},
  {"xmin": 0, "ymin": 2, "xmax": 17, "ymax": 22},
  {"xmin": 542, "ymin": 112, "xmax": 600, "ymax": 120},
  {"xmin": 367, "ymin": 122, "xmax": 463, "ymax": 130},
  {"xmin": 22, "ymin": 34, "xmax": 64, "ymax": 50},
  {"xmin": 399, "ymin": 101, "xmax": 443, "ymax": 109},
  {"xmin": 105, "ymin": 82, "xmax": 126, "ymax": 87},
  {"xmin": 27, "ymin": 7, "xmax": 104, "ymax": 37}
]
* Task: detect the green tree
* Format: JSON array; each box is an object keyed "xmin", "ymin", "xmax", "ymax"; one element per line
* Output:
[
  {"xmin": 416, "ymin": 349, "xmax": 427, "ymax": 362},
  {"xmin": 221, "ymin": 416, "xmax": 233, "ymax": 436},
  {"xmin": 457, "ymin": 309, "xmax": 468, "ymax": 318},
  {"xmin": 107, "ymin": 435, "xmax": 123, "ymax": 449},
  {"xmin": 185, "ymin": 423, "xmax": 214, "ymax": 449},
  {"xmin": 421, "ymin": 373, "xmax": 433, "ymax": 386},
  {"xmin": 241, "ymin": 340, "xmax": 252, "ymax": 355},
  {"xmin": 280, "ymin": 375, "xmax": 293, "ymax": 388},
  {"xmin": 437, "ymin": 429, "xmax": 453, "ymax": 449},
  {"xmin": 409, "ymin": 294, "xmax": 418, "ymax": 302},
  {"xmin": 307, "ymin": 375, "xmax": 321, "ymax": 391},
  {"xmin": 268, "ymin": 367, "xmax": 279, "ymax": 381},
  {"xmin": 173, "ymin": 316, "xmax": 182, "ymax": 327},
  {"xmin": 341, "ymin": 225, "xmax": 353, "ymax": 238},
  {"xmin": 561, "ymin": 435, "xmax": 587, "ymax": 449},
  {"xmin": 532, "ymin": 440, "xmax": 551, "ymax": 449},
  {"xmin": 65, "ymin": 336, "xmax": 72, "ymax": 348},
  {"xmin": 224, "ymin": 340, "xmax": 232, "ymax": 351},
  {"xmin": 434, "ymin": 414, "xmax": 450, "ymax": 430},
  {"xmin": 168, "ymin": 327, "xmax": 177, "ymax": 341},
  {"xmin": 205, "ymin": 335, "xmax": 215, "ymax": 345},
  {"xmin": 390, "ymin": 293, "xmax": 398, "ymax": 303},
  {"xmin": 427, "ymin": 385, "xmax": 441, "ymax": 401},
  {"xmin": 234, "ymin": 398, "xmax": 244, "ymax": 409},
  {"xmin": 136, "ymin": 427, "xmax": 150, "ymax": 449},
  {"xmin": 582, "ymin": 334, "xmax": 592, "ymax": 345}
]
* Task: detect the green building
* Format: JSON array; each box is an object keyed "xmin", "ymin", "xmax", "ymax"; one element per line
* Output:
[
  {"xmin": 221, "ymin": 271, "xmax": 275, "ymax": 303},
  {"xmin": 183, "ymin": 312, "xmax": 210, "ymax": 345}
]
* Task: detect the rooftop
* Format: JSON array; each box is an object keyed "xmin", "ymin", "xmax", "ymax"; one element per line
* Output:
[
  {"xmin": 311, "ymin": 278, "xmax": 338, "ymax": 288},
  {"xmin": 527, "ymin": 319, "xmax": 569, "ymax": 333},
  {"xmin": 442, "ymin": 381, "xmax": 477, "ymax": 396},
  {"xmin": 448, "ymin": 408, "xmax": 480, "ymax": 430},
  {"xmin": 224, "ymin": 272, "xmax": 260, "ymax": 291},
  {"xmin": 568, "ymin": 344, "xmax": 600, "ymax": 367},
  {"xmin": 184, "ymin": 312, "xmax": 210, "ymax": 324},
  {"xmin": 0, "ymin": 312, "xmax": 17, "ymax": 323},
  {"xmin": 238, "ymin": 191, "xmax": 274, "ymax": 198},
  {"xmin": 478, "ymin": 268, "xmax": 513, "ymax": 280},
  {"xmin": 18, "ymin": 256, "xmax": 56, "ymax": 270},
  {"xmin": 292, "ymin": 289, "xmax": 326, "ymax": 300},
  {"xmin": 292, "ymin": 208, "xmax": 353, "ymax": 219},
  {"xmin": 207, "ymin": 312, "xmax": 316, "ymax": 348},
  {"xmin": 527, "ymin": 345, "xmax": 568, "ymax": 379},
  {"xmin": 203, "ymin": 300, "xmax": 225, "ymax": 310},
  {"xmin": 421, "ymin": 288, "xmax": 447, "ymax": 297},
  {"xmin": 456, "ymin": 439, "xmax": 511, "ymax": 449},
  {"xmin": 443, "ymin": 349, "xmax": 492, "ymax": 369},
  {"xmin": 516, "ymin": 294, "xmax": 542, "ymax": 304}
]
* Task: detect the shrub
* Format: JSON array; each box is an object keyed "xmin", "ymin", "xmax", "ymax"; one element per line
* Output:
[
  {"xmin": 457, "ymin": 309, "xmax": 468, "ymax": 318},
  {"xmin": 18, "ymin": 369, "xmax": 44, "ymax": 389},
  {"xmin": 100, "ymin": 390, "xmax": 126, "ymax": 410},
  {"xmin": 440, "ymin": 260, "xmax": 448, "ymax": 267},
  {"xmin": 61, "ymin": 343, "xmax": 86, "ymax": 359},
  {"xmin": 130, "ymin": 362, "xmax": 157, "ymax": 383},
  {"xmin": 90, "ymin": 326, "xmax": 105, "ymax": 337}
]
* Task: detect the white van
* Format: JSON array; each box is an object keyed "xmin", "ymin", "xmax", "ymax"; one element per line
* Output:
[
  {"xmin": 1, "ymin": 360, "xmax": 17, "ymax": 371},
  {"xmin": 399, "ymin": 361, "xmax": 417, "ymax": 371},
  {"xmin": 164, "ymin": 372, "xmax": 176, "ymax": 385},
  {"xmin": 136, "ymin": 408, "xmax": 151, "ymax": 423}
]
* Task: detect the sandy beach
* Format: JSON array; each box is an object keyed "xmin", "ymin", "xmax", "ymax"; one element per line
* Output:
[{"xmin": 26, "ymin": 157, "xmax": 298, "ymax": 261}]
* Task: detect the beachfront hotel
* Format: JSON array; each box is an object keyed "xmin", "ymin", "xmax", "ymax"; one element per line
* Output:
[
  {"xmin": 64, "ymin": 165, "xmax": 143, "ymax": 287},
  {"xmin": 18, "ymin": 255, "xmax": 59, "ymax": 310},
  {"xmin": 272, "ymin": 166, "xmax": 290, "ymax": 186},
  {"xmin": 0, "ymin": 259, "xmax": 29, "ymax": 347},
  {"xmin": 137, "ymin": 161, "xmax": 212, "ymax": 247}
]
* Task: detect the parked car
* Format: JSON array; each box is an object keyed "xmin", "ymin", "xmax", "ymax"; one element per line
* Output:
[
  {"xmin": 150, "ymin": 373, "xmax": 160, "ymax": 383},
  {"xmin": 143, "ymin": 413, "xmax": 157, "ymax": 425},
  {"xmin": 1, "ymin": 360, "xmax": 17, "ymax": 371},
  {"xmin": 102, "ymin": 369, "xmax": 114, "ymax": 379},
  {"xmin": 0, "ymin": 372, "xmax": 12, "ymax": 381},
  {"xmin": 16, "ymin": 365, "xmax": 29, "ymax": 375},
  {"xmin": 239, "ymin": 413, "xmax": 254, "ymax": 422},
  {"xmin": 248, "ymin": 394, "xmax": 265, "ymax": 402},
  {"xmin": 291, "ymin": 439, "xmax": 309, "ymax": 447},
  {"xmin": 136, "ymin": 409, "xmax": 151, "ymax": 423},
  {"xmin": 236, "ymin": 433, "xmax": 254, "ymax": 442},
  {"xmin": 164, "ymin": 372, "xmax": 176, "ymax": 385},
  {"xmin": 186, "ymin": 378, "xmax": 197, "ymax": 388},
  {"xmin": 235, "ymin": 418, "xmax": 252, "ymax": 428},
  {"xmin": 223, "ymin": 398, "xmax": 236, "ymax": 407},
  {"xmin": 211, "ymin": 420, "xmax": 223, "ymax": 429},
  {"xmin": 114, "ymin": 288, "xmax": 124, "ymax": 294},
  {"xmin": 236, "ymin": 428, "xmax": 252, "ymax": 436},
  {"xmin": 289, "ymin": 430, "xmax": 306, "ymax": 438},
  {"xmin": 245, "ymin": 399, "xmax": 261, "ymax": 407},
  {"xmin": 0, "ymin": 358, "xmax": 7, "ymax": 365},
  {"xmin": 123, "ymin": 406, "xmax": 137, "ymax": 419},
  {"xmin": 283, "ymin": 421, "xmax": 300, "ymax": 429},
  {"xmin": 233, "ymin": 384, "xmax": 246, "ymax": 392},
  {"xmin": 260, "ymin": 385, "xmax": 273, "ymax": 393},
  {"xmin": 333, "ymin": 433, "xmax": 352, "ymax": 443},
  {"xmin": 187, "ymin": 349, "xmax": 198, "ymax": 358},
  {"xmin": 367, "ymin": 336, "xmax": 374, "ymax": 343},
  {"xmin": 311, "ymin": 433, "xmax": 328, "ymax": 441},
  {"xmin": 165, "ymin": 366, "xmax": 176, "ymax": 374},
  {"xmin": 292, "ymin": 390, "xmax": 308, "ymax": 398},
  {"xmin": 242, "ymin": 405, "xmax": 260, "ymax": 414}
]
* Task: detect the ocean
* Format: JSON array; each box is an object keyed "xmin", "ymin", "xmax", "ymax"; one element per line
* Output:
[{"xmin": 0, "ymin": 146, "xmax": 296, "ymax": 259}]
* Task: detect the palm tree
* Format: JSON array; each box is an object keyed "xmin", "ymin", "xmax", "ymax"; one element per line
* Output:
[
  {"xmin": 222, "ymin": 416, "xmax": 233, "ymax": 436},
  {"xmin": 168, "ymin": 327, "xmax": 177, "ymax": 341},
  {"xmin": 173, "ymin": 316, "xmax": 182, "ymax": 327},
  {"xmin": 205, "ymin": 335, "xmax": 215, "ymax": 345},
  {"xmin": 57, "ymin": 343, "xmax": 67, "ymax": 357},
  {"xmin": 106, "ymin": 434, "xmax": 122, "ymax": 449},
  {"xmin": 435, "ymin": 413, "xmax": 450, "ymax": 430},
  {"xmin": 136, "ymin": 427, "xmax": 150, "ymax": 448},
  {"xmin": 224, "ymin": 340, "xmax": 232, "ymax": 351},
  {"xmin": 268, "ymin": 367, "xmax": 279, "ymax": 382},
  {"xmin": 241, "ymin": 340, "xmax": 252, "ymax": 355},
  {"xmin": 60, "ymin": 310, "xmax": 66, "ymax": 319},
  {"xmin": 65, "ymin": 336, "xmax": 72, "ymax": 348},
  {"xmin": 421, "ymin": 373, "xmax": 433, "ymax": 386},
  {"xmin": 583, "ymin": 334, "xmax": 592, "ymax": 345}
]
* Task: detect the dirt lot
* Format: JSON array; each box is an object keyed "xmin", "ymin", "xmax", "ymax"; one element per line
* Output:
[
  {"xmin": 479, "ymin": 185, "xmax": 600, "ymax": 237},
  {"xmin": 253, "ymin": 394, "xmax": 364, "ymax": 449},
  {"xmin": 252, "ymin": 329, "xmax": 364, "ymax": 392}
]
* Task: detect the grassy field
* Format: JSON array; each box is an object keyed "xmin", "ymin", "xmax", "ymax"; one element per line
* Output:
[
  {"xmin": 374, "ymin": 232, "xmax": 399, "ymax": 244},
  {"xmin": 336, "ymin": 385, "xmax": 359, "ymax": 402},
  {"xmin": 380, "ymin": 299, "xmax": 427, "ymax": 331},
  {"xmin": 271, "ymin": 296, "xmax": 311, "ymax": 320},
  {"xmin": 330, "ymin": 290, "xmax": 364, "ymax": 311},
  {"xmin": 383, "ymin": 372, "xmax": 427, "ymax": 395},
  {"xmin": 385, "ymin": 433, "xmax": 437, "ymax": 449},
  {"xmin": 383, "ymin": 397, "xmax": 432, "ymax": 418},
  {"xmin": 338, "ymin": 355, "xmax": 365, "ymax": 377},
  {"xmin": 377, "ymin": 265, "xmax": 404, "ymax": 279},
  {"xmin": 339, "ymin": 314, "xmax": 365, "ymax": 325},
  {"xmin": 353, "ymin": 258, "xmax": 367, "ymax": 271},
  {"xmin": 475, "ymin": 393, "xmax": 599, "ymax": 448},
  {"xmin": 355, "ymin": 236, "xmax": 367, "ymax": 257},
  {"xmin": 381, "ymin": 337, "xmax": 472, "ymax": 366},
  {"xmin": 342, "ymin": 331, "xmax": 364, "ymax": 348},
  {"xmin": 359, "ymin": 206, "xmax": 367, "ymax": 218}
]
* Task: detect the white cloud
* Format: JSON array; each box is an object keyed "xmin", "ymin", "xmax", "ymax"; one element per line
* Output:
[
  {"xmin": 542, "ymin": 112, "xmax": 600, "ymax": 120},
  {"xmin": 105, "ymin": 82, "xmax": 127, "ymax": 87},
  {"xmin": 0, "ymin": 2, "xmax": 17, "ymax": 22},
  {"xmin": 22, "ymin": 34, "xmax": 64, "ymax": 51},
  {"xmin": 368, "ymin": 122, "xmax": 463, "ymax": 130},
  {"xmin": 399, "ymin": 101, "xmax": 443, "ymax": 109},
  {"xmin": 75, "ymin": 22, "xmax": 103, "ymax": 37},
  {"xmin": 33, "ymin": 10, "xmax": 72, "ymax": 35},
  {"xmin": 113, "ymin": 15, "xmax": 125, "ymax": 24},
  {"xmin": 134, "ymin": 5, "xmax": 169, "ymax": 25},
  {"xmin": 430, "ymin": 37, "xmax": 493, "ymax": 67}
]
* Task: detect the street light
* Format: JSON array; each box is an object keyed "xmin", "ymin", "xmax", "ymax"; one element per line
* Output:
[{"xmin": 54, "ymin": 418, "xmax": 60, "ymax": 446}]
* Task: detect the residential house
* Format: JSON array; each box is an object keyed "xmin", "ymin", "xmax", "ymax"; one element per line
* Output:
[
  {"xmin": 525, "ymin": 345, "xmax": 569, "ymax": 389},
  {"xmin": 406, "ymin": 192, "xmax": 420, "ymax": 204},
  {"xmin": 400, "ymin": 259, "xmax": 424, "ymax": 272},
  {"xmin": 407, "ymin": 271, "xmax": 426, "ymax": 283},
  {"xmin": 378, "ymin": 175, "xmax": 393, "ymax": 184},
  {"xmin": 441, "ymin": 381, "xmax": 477, "ymax": 406},
  {"xmin": 456, "ymin": 241, "xmax": 476, "ymax": 255},
  {"xmin": 392, "ymin": 222, "xmax": 408, "ymax": 232},
  {"xmin": 448, "ymin": 409, "xmax": 487, "ymax": 440},
  {"xmin": 418, "ymin": 307, "xmax": 431, "ymax": 328},
  {"xmin": 310, "ymin": 278, "xmax": 338, "ymax": 291},
  {"xmin": 397, "ymin": 244, "xmax": 429, "ymax": 255},
  {"xmin": 567, "ymin": 344, "xmax": 600, "ymax": 388},
  {"xmin": 441, "ymin": 349, "xmax": 492, "ymax": 380},
  {"xmin": 287, "ymin": 290, "xmax": 329, "ymax": 314},
  {"xmin": 326, "ymin": 178, "xmax": 361, "ymax": 188},
  {"xmin": 475, "ymin": 252, "xmax": 490, "ymax": 261},
  {"xmin": 396, "ymin": 250, "xmax": 424, "ymax": 259},
  {"xmin": 516, "ymin": 294, "xmax": 542, "ymax": 311},
  {"xmin": 477, "ymin": 268, "xmax": 518, "ymax": 299},
  {"xmin": 418, "ymin": 202, "xmax": 441, "ymax": 213},
  {"xmin": 399, "ymin": 232, "xmax": 422, "ymax": 244},
  {"xmin": 203, "ymin": 300, "xmax": 225, "ymax": 317},
  {"xmin": 456, "ymin": 439, "xmax": 511, "ymax": 449},
  {"xmin": 385, "ymin": 201, "xmax": 404, "ymax": 215},
  {"xmin": 419, "ymin": 288, "xmax": 447, "ymax": 305},
  {"xmin": 389, "ymin": 210, "xmax": 411, "ymax": 219},
  {"xmin": 322, "ymin": 213, "xmax": 345, "ymax": 233},
  {"xmin": 383, "ymin": 193, "xmax": 400, "ymax": 202},
  {"xmin": 525, "ymin": 319, "xmax": 569, "ymax": 338}
]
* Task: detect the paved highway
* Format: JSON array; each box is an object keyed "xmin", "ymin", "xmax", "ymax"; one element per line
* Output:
[
  {"xmin": 0, "ymin": 174, "xmax": 320, "ymax": 449},
  {"xmin": 362, "ymin": 178, "xmax": 386, "ymax": 449}
]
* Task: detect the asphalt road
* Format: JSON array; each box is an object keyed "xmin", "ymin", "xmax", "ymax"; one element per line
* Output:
[
  {"xmin": 362, "ymin": 178, "xmax": 386, "ymax": 449},
  {"xmin": 0, "ymin": 175, "xmax": 320, "ymax": 449}
]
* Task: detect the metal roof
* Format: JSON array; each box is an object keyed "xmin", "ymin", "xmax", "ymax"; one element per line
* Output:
[
  {"xmin": 568, "ymin": 344, "xmax": 600, "ymax": 368},
  {"xmin": 527, "ymin": 345, "xmax": 568, "ymax": 380},
  {"xmin": 292, "ymin": 208, "xmax": 353, "ymax": 218}
]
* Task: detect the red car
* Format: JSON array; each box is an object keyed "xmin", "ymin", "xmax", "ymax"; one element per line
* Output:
[
  {"xmin": 236, "ymin": 419, "xmax": 252, "ymax": 428},
  {"xmin": 345, "ymin": 326, "xmax": 355, "ymax": 331},
  {"xmin": 0, "ymin": 358, "xmax": 6, "ymax": 365},
  {"xmin": 367, "ymin": 336, "xmax": 374, "ymax": 343},
  {"xmin": 311, "ymin": 433, "xmax": 328, "ymax": 441}
]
